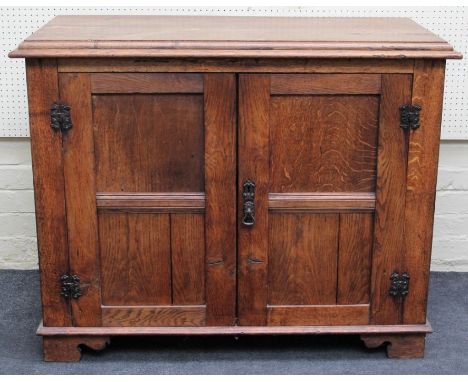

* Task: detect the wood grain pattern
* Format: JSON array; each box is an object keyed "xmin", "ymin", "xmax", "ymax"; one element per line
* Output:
[
  {"xmin": 102, "ymin": 306, "xmax": 206, "ymax": 327},
  {"xmin": 403, "ymin": 60, "xmax": 446, "ymax": 324},
  {"xmin": 268, "ymin": 192, "xmax": 375, "ymax": 212},
  {"xmin": 204, "ymin": 74, "xmax": 237, "ymax": 325},
  {"xmin": 59, "ymin": 73, "xmax": 101, "ymax": 326},
  {"xmin": 337, "ymin": 213, "xmax": 374, "ymax": 304},
  {"xmin": 91, "ymin": 73, "xmax": 203, "ymax": 93},
  {"xmin": 270, "ymin": 95, "xmax": 379, "ymax": 192},
  {"xmin": 96, "ymin": 192, "xmax": 205, "ymax": 212},
  {"xmin": 12, "ymin": 47, "xmax": 463, "ymax": 59},
  {"xmin": 270, "ymin": 74, "xmax": 381, "ymax": 95},
  {"xmin": 238, "ymin": 75, "xmax": 270, "ymax": 325},
  {"xmin": 93, "ymin": 93, "xmax": 204, "ymax": 193},
  {"xmin": 268, "ymin": 214, "xmax": 339, "ymax": 305},
  {"xmin": 267, "ymin": 304, "xmax": 370, "ymax": 326},
  {"xmin": 38, "ymin": 321, "xmax": 433, "ymax": 336},
  {"xmin": 171, "ymin": 214, "xmax": 205, "ymax": 305},
  {"xmin": 10, "ymin": 16, "xmax": 461, "ymax": 59},
  {"xmin": 361, "ymin": 333, "xmax": 426, "ymax": 358},
  {"xmin": 19, "ymin": 16, "xmax": 449, "ymax": 43},
  {"xmin": 26, "ymin": 58, "xmax": 71, "ymax": 327},
  {"xmin": 43, "ymin": 336, "xmax": 110, "ymax": 362},
  {"xmin": 99, "ymin": 213, "xmax": 172, "ymax": 306},
  {"xmin": 370, "ymin": 74, "xmax": 412, "ymax": 325},
  {"xmin": 58, "ymin": 58, "xmax": 416, "ymax": 74}
]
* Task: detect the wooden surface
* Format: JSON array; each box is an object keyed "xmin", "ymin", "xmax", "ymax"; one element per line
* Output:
[
  {"xmin": 269, "ymin": 94, "xmax": 379, "ymax": 193},
  {"xmin": 60, "ymin": 73, "xmax": 102, "ymax": 326},
  {"xmin": 37, "ymin": 321, "xmax": 433, "ymax": 336},
  {"xmin": 238, "ymin": 72, "xmax": 388, "ymax": 327},
  {"xmin": 238, "ymin": 74, "xmax": 270, "ymax": 326},
  {"xmin": 10, "ymin": 16, "xmax": 462, "ymax": 59},
  {"xmin": 203, "ymin": 74, "xmax": 237, "ymax": 326},
  {"xmin": 26, "ymin": 59, "xmax": 71, "ymax": 327},
  {"xmin": 23, "ymin": 45, "xmax": 449, "ymax": 360},
  {"xmin": 370, "ymin": 74, "xmax": 412, "ymax": 325},
  {"xmin": 403, "ymin": 60, "xmax": 446, "ymax": 324},
  {"xmin": 361, "ymin": 333, "xmax": 426, "ymax": 358},
  {"xmin": 43, "ymin": 336, "xmax": 110, "ymax": 362},
  {"xmin": 268, "ymin": 214, "xmax": 339, "ymax": 305},
  {"xmin": 102, "ymin": 306, "xmax": 206, "ymax": 327},
  {"xmin": 93, "ymin": 93, "xmax": 204, "ymax": 193}
]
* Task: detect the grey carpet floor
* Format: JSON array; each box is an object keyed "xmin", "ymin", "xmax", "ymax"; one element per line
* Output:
[{"xmin": 0, "ymin": 270, "xmax": 467, "ymax": 374}]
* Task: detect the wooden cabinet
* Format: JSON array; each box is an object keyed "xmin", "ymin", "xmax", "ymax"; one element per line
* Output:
[{"xmin": 10, "ymin": 16, "xmax": 461, "ymax": 361}]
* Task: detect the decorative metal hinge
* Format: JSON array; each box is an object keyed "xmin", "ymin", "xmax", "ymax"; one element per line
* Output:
[
  {"xmin": 389, "ymin": 272, "xmax": 410, "ymax": 298},
  {"xmin": 60, "ymin": 274, "xmax": 82, "ymax": 299},
  {"xmin": 50, "ymin": 102, "xmax": 73, "ymax": 132},
  {"xmin": 242, "ymin": 179, "xmax": 256, "ymax": 227},
  {"xmin": 400, "ymin": 104, "xmax": 421, "ymax": 130}
]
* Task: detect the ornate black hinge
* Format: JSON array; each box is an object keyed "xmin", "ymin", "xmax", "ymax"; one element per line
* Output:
[
  {"xmin": 389, "ymin": 272, "xmax": 410, "ymax": 298},
  {"xmin": 60, "ymin": 274, "xmax": 82, "ymax": 299},
  {"xmin": 400, "ymin": 104, "xmax": 421, "ymax": 130},
  {"xmin": 51, "ymin": 102, "xmax": 73, "ymax": 132},
  {"xmin": 242, "ymin": 179, "xmax": 256, "ymax": 227}
]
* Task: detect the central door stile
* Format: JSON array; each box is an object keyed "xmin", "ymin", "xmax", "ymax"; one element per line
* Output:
[
  {"xmin": 238, "ymin": 74, "xmax": 271, "ymax": 325},
  {"xmin": 204, "ymin": 73, "xmax": 238, "ymax": 326}
]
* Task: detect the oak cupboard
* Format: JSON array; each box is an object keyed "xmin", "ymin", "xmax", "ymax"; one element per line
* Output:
[{"xmin": 9, "ymin": 16, "xmax": 462, "ymax": 361}]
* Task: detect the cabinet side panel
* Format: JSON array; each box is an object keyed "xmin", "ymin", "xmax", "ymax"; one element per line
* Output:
[
  {"xmin": 59, "ymin": 73, "xmax": 101, "ymax": 325},
  {"xmin": 26, "ymin": 58, "xmax": 71, "ymax": 327},
  {"xmin": 370, "ymin": 74, "xmax": 412, "ymax": 324},
  {"xmin": 403, "ymin": 60, "xmax": 446, "ymax": 324},
  {"xmin": 204, "ymin": 74, "xmax": 237, "ymax": 325}
]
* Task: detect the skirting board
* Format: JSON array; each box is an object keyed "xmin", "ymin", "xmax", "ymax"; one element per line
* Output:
[{"xmin": 37, "ymin": 321, "xmax": 432, "ymax": 336}]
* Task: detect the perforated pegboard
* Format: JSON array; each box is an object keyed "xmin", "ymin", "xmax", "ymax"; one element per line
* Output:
[{"xmin": 1, "ymin": 6, "xmax": 466, "ymax": 138}]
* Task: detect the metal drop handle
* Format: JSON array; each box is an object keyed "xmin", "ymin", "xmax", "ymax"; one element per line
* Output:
[{"xmin": 242, "ymin": 179, "xmax": 256, "ymax": 227}]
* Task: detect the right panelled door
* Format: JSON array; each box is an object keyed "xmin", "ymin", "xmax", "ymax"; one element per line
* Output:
[{"xmin": 238, "ymin": 73, "xmax": 412, "ymax": 326}]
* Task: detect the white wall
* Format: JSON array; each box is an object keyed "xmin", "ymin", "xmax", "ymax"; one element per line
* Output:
[{"xmin": 0, "ymin": 138, "xmax": 467, "ymax": 271}]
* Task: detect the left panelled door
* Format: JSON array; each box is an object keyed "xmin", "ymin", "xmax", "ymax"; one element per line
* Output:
[{"xmin": 58, "ymin": 72, "xmax": 237, "ymax": 327}]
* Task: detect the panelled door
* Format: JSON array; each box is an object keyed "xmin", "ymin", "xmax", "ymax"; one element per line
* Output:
[
  {"xmin": 238, "ymin": 73, "xmax": 413, "ymax": 326},
  {"xmin": 58, "ymin": 73, "xmax": 237, "ymax": 327}
]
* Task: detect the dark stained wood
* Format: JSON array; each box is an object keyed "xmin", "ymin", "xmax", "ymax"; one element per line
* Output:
[
  {"xmin": 171, "ymin": 214, "xmax": 205, "ymax": 305},
  {"xmin": 10, "ymin": 16, "xmax": 462, "ymax": 59},
  {"xmin": 26, "ymin": 58, "xmax": 71, "ymax": 327},
  {"xmin": 403, "ymin": 60, "xmax": 446, "ymax": 324},
  {"xmin": 268, "ymin": 214, "xmax": 339, "ymax": 306},
  {"xmin": 268, "ymin": 192, "xmax": 375, "ymax": 212},
  {"xmin": 270, "ymin": 74, "xmax": 381, "ymax": 95},
  {"xmin": 58, "ymin": 58, "xmax": 416, "ymax": 74},
  {"xmin": 267, "ymin": 305, "xmax": 369, "ymax": 326},
  {"xmin": 59, "ymin": 73, "xmax": 101, "ymax": 326},
  {"xmin": 18, "ymin": 16, "xmax": 457, "ymax": 361},
  {"xmin": 102, "ymin": 306, "xmax": 206, "ymax": 327},
  {"xmin": 204, "ymin": 74, "xmax": 237, "ymax": 325},
  {"xmin": 93, "ymin": 93, "xmax": 204, "ymax": 193},
  {"xmin": 96, "ymin": 192, "xmax": 205, "ymax": 212},
  {"xmin": 238, "ymin": 75, "xmax": 270, "ymax": 325},
  {"xmin": 270, "ymin": 95, "xmax": 379, "ymax": 192},
  {"xmin": 91, "ymin": 73, "xmax": 203, "ymax": 93},
  {"xmin": 99, "ymin": 213, "xmax": 172, "ymax": 306},
  {"xmin": 361, "ymin": 333, "xmax": 426, "ymax": 359},
  {"xmin": 338, "ymin": 213, "xmax": 373, "ymax": 304},
  {"xmin": 38, "ymin": 320, "xmax": 432, "ymax": 336},
  {"xmin": 370, "ymin": 74, "xmax": 412, "ymax": 325},
  {"xmin": 43, "ymin": 336, "xmax": 110, "ymax": 362}
]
